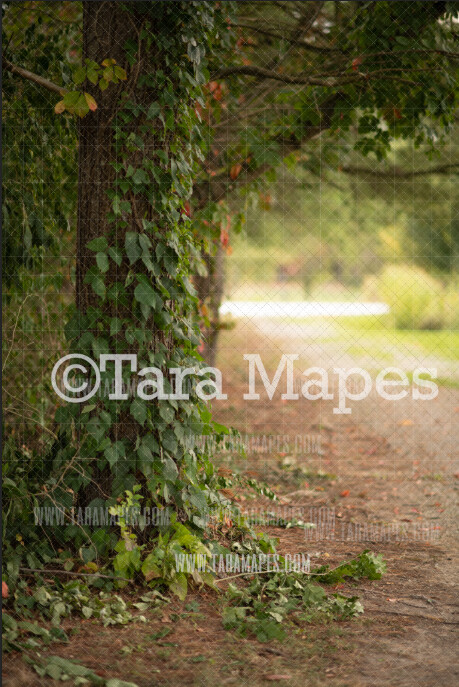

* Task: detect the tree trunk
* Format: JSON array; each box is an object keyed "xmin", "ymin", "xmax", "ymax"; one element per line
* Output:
[
  {"xmin": 194, "ymin": 243, "xmax": 225, "ymax": 368},
  {"xmin": 77, "ymin": 0, "xmax": 176, "ymax": 355},
  {"xmin": 75, "ymin": 1, "xmax": 175, "ymax": 504},
  {"xmin": 77, "ymin": 2, "xmax": 138, "ymax": 313}
]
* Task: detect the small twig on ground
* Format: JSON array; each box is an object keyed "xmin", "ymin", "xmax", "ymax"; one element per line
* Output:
[{"xmin": 19, "ymin": 567, "xmax": 130, "ymax": 582}]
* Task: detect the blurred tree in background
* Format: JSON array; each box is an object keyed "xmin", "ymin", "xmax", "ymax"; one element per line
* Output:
[{"xmin": 190, "ymin": 0, "xmax": 459, "ymax": 361}]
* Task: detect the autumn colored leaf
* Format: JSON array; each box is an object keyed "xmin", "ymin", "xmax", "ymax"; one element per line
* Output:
[
  {"xmin": 217, "ymin": 466, "xmax": 233, "ymax": 477},
  {"xmin": 2, "ymin": 581, "xmax": 8, "ymax": 598},
  {"xmin": 54, "ymin": 100, "xmax": 66, "ymax": 114},
  {"xmin": 114, "ymin": 65, "xmax": 127, "ymax": 81},
  {"xmin": 220, "ymin": 228, "xmax": 229, "ymax": 247},
  {"xmin": 340, "ymin": 489, "xmax": 350, "ymax": 497},
  {"xmin": 84, "ymin": 92, "xmax": 98, "ymax": 111},
  {"xmin": 352, "ymin": 56, "xmax": 363, "ymax": 71},
  {"xmin": 208, "ymin": 80, "xmax": 223, "ymax": 101},
  {"xmin": 230, "ymin": 163, "xmax": 242, "ymax": 180},
  {"xmin": 218, "ymin": 487, "xmax": 237, "ymax": 500}
]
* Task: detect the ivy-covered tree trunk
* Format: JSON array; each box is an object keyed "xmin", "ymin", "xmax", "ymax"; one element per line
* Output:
[
  {"xmin": 66, "ymin": 1, "xmax": 220, "ymax": 538},
  {"xmin": 76, "ymin": 1, "xmax": 133, "ymax": 314},
  {"xmin": 74, "ymin": 2, "xmax": 166, "ymax": 506},
  {"xmin": 194, "ymin": 244, "xmax": 225, "ymax": 368}
]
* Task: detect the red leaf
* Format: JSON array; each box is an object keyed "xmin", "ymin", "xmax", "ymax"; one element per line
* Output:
[
  {"xmin": 340, "ymin": 489, "xmax": 350, "ymax": 497},
  {"xmin": 230, "ymin": 163, "xmax": 242, "ymax": 180},
  {"xmin": 220, "ymin": 229, "xmax": 229, "ymax": 247},
  {"xmin": 208, "ymin": 81, "xmax": 223, "ymax": 101},
  {"xmin": 2, "ymin": 581, "xmax": 8, "ymax": 598},
  {"xmin": 352, "ymin": 56, "xmax": 363, "ymax": 71}
]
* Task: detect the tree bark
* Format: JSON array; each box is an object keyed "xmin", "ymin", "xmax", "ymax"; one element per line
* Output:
[
  {"xmin": 194, "ymin": 243, "xmax": 225, "ymax": 368},
  {"xmin": 76, "ymin": 1, "xmax": 174, "ymax": 504},
  {"xmin": 77, "ymin": 1, "xmax": 173, "ymax": 347},
  {"xmin": 77, "ymin": 1, "xmax": 135, "ymax": 314}
]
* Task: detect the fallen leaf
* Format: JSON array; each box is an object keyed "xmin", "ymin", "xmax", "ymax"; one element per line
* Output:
[
  {"xmin": 340, "ymin": 490, "xmax": 350, "ymax": 497},
  {"xmin": 398, "ymin": 419, "xmax": 414, "ymax": 426},
  {"xmin": 2, "ymin": 581, "xmax": 8, "ymax": 598},
  {"xmin": 217, "ymin": 467, "xmax": 233, "ymax": 477},
  {"xmin": 218, "ymin": 488, "xmax": 237, "ymax": 501}
]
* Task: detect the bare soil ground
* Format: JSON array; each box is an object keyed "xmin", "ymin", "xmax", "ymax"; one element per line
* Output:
[{"xmin": 3, "ymin": 323, "xmax": 458, "ymax": 687}]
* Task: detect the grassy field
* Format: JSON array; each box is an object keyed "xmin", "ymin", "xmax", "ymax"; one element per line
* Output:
[
  {"xmin": 323, "ymin": 319, "xmax": 459, "ymax": 386},
  {"xmin": 307, "ymin": 315, "xmax": 459, "ymax": 362}
]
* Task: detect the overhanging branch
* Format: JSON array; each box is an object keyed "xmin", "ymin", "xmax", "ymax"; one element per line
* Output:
[
  {"xmin": 340, "ymin": 163, "xmax": 459, "ymax": 178},
  {"xmin": 211, "ymin": 64, "xmax": 425, "ymax": 87},
  {"xmin": 3, "ymin": 59, "xmax": 66, "ymax": 95}
]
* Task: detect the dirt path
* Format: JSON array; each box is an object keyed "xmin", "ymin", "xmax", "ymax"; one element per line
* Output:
[{"xmin": 212, "ymin": 320, "xmax": 459, "ymax": 686}]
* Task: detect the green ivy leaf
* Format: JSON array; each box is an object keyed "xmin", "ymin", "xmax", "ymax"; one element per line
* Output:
[
  {"xmin": 130, "ymin": 399, "xmax": 147, "ymax": 426},
  {"xmin": 110, "ymin": 317, "xmax": 122, "ymax": 336},
  {"xmin": 162, "ymin": 455, "xmax": 178, "ymax": 482},
  {"xmin": 134, "ymin": 282, "xmax": 157, "ymax": 308},
  {"xmin": 125, "ymin": 232, "xmax": 141, "ymax": 264},
  {"xmin": 73, "ymin": 67, "xmax": 87, "ymax": 85},
  {"xmin": 87, "ymin": 237, "xmax": 108, "ymax": 252},
  {"xmin": 146, "ymin": 101, "xmax": 161, "ymax": 119},
  {"xmin": 141, "ymin": 553, "xmax": 161, "ymax": 581},
  {"xmin": 91, "ymin": 276, "xmax": 106, "ymax": 299},
  {"xmin": 96, "ymin": 252, "xmax": 109, "ymax": 272},
  {"xmin": 108, "ymin": 245, "xmax": 123, "ymax": 266},
  {"xmin": 169, "ymin": 572, "xmax": 188, "ymax": 601},
  {"xmin": 132, "ymin": 168, "xmax": 149, "ymax": 185},
  {"xmin": 138, "ymin": 233, "xmax": 152, "ymax": 253},
  {"xmin": 104, "ymin": 441, "xmax": 125, "ymax": 467}
]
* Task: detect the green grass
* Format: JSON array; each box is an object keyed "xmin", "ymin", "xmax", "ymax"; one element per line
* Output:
[{"xmin": 294, "ymin": 316, "xmax": 459, "ymax": 362}]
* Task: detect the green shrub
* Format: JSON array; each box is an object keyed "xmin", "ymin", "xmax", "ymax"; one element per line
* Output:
[{"xmin": 375, "ymin": 264, "xmax": 445, "ymax": 330}]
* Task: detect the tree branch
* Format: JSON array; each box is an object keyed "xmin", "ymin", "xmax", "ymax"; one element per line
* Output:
[
  {"xmin": 340, "ymin": 163, "xmax": 459, "ymax": 178},
  {"xmin": 211, "ymin": 64, "xmax": 424, "ymax": 87},
  {"xmin": 236, "ymin": 23, "xmax": 341, "ymax": 52},
  {"xmin": 193, "ymin": 93, "xmax": 343, "ymax": 206},
  {"xmin": 3, "ymin": 59, "xmax": 66, "ymax": 95}
]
